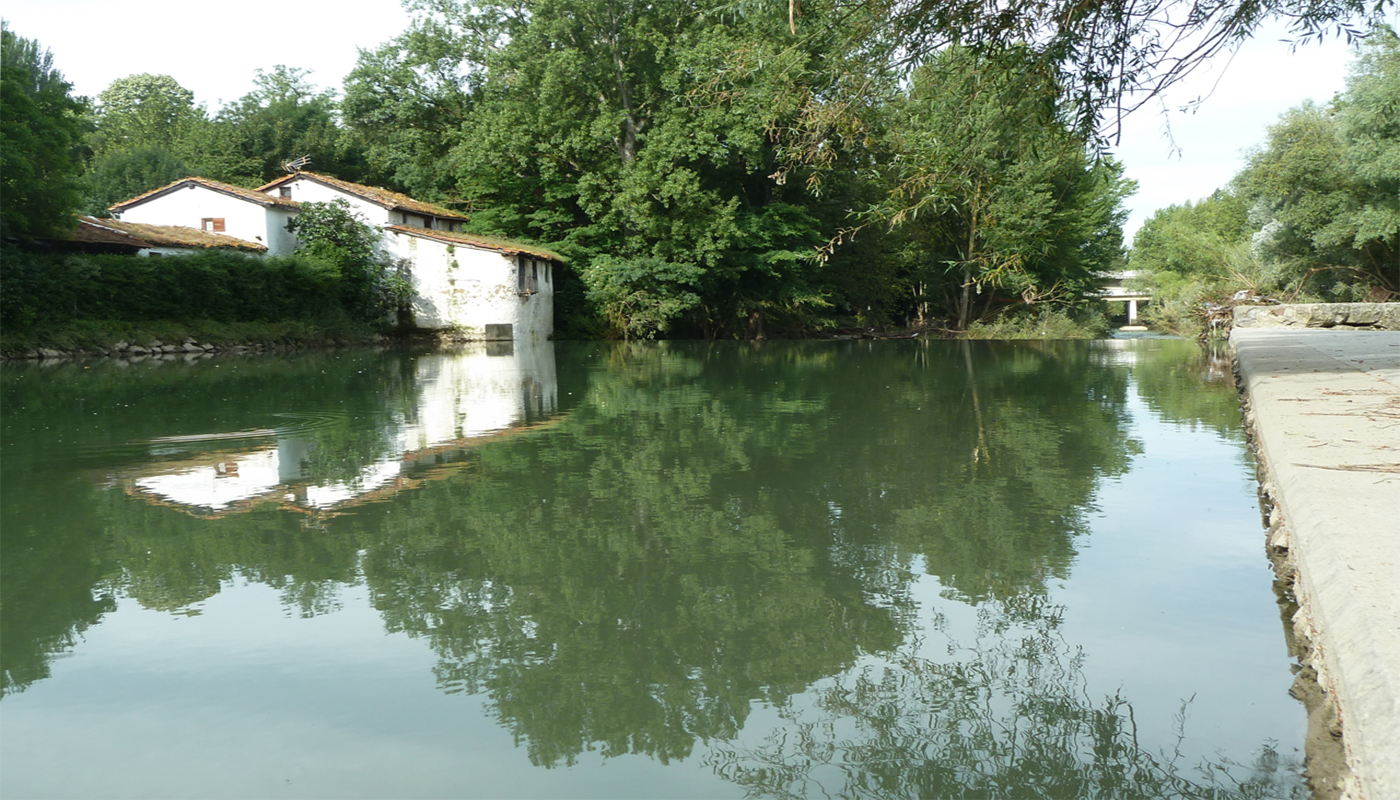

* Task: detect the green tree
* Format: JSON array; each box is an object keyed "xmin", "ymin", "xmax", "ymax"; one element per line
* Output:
[
  {"xmin": 867, "ymin": 49, "xmax": 1132, "ymax": 330},
  {"xmin": 1129, "ymin": 191, "xmax": 1264, "ymax": 335},
  {"xmin": 352, "ymin": 0, "xmax": 844, "ymax": 338},
  {"xmin": 218, "ymin": 66, "xmax": 365, "ymax": 185},
  {"xmin": 81, "ymin": 73, "xmax": 213, "ymax": 211},
  {"xmin": 341, "ymin": 19, "xmax": 478, "ymax": 201},
  {"xmin": 288, "ymin": 198, "xmax": 408, "ymax": 321},
  {"xmin": 82, "ymin": 147, "xmax": 190, "ymax": 214},
  {"xmin": 0, "ymin": 22, "xmax": 86, "ymax": 238},
  {"xmin": 88, "ymin": 73, "xmax": 201, "ymax": 158},
  {"xmin": 1235, "ymin": 29, "xmax": 1399, "ymax": 298}
]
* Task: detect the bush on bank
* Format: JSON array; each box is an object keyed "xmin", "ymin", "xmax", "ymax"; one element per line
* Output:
[
  {"xmin": 0, "ymin": 247, "xmax": 389, "ymax": 354},
  {"xmin": 1, "ymin": 247, "xmax": 352, "ymax": 325},
  {"xmin": 963, "ymin": 308, "xmax": 1113, "ymax": 340}
]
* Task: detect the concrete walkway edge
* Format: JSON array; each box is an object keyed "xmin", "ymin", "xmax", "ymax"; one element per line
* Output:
[{"xmin": 1230, "ymin": 327, "xmax": 1400, "ymax": 800}]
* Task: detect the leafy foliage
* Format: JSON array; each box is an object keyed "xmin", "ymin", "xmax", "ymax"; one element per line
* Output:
[
  {"xmin": 287, "ymin": 199, "xmax": 411, "ymax": 321},
  {"xmin": 217, "ymin": 66, "xmax": 367, "ymax": 185},
  {"xmin": 0, "ymin": 245, "xmax": 374, "ymax": 330},
  {"xmin": 337, "ymin": 3, "xmax": 1134, "ymax": 336},
  {"xmin": 864, "ymin": 48, "xmax": 1134, "ymax": 329},
  {"xmin": 0, "ymin": 23, "xmax": 87, "ymax": 238}
]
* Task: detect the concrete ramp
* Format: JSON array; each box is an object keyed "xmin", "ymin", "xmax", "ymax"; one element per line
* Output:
[{"xmin": 1231, "ymin": 325, "xmax": 1400, "ymax": 800}]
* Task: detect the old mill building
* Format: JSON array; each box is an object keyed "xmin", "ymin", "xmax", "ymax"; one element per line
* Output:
[{"xmin": 108, "ymin": 173, "xmax": 562, "ymax": 341}]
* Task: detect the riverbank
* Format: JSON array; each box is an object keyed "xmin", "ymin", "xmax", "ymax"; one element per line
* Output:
[
  {"xmin": 0, "ymin": 319, "xmax": 393, "ymax": 361},
  {"xmin": 1230, "ymin": 309, "xmax": 1400, "ymax": 800}
]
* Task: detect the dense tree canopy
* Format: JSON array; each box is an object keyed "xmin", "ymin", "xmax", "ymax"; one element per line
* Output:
[
  {"xmin": 78, "ymin": 67, "xmax": 363, "ymax": 212},
  {"xmin": 332, "ymin": 0, "xmax": 1143, "ymax": 335},
  {"xmin": 0, "ymin": 22, "xmax": 87, "ymax": 238}
]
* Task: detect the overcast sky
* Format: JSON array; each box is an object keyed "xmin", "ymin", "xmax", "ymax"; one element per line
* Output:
[{"xmin": 5, "ymin": 2, "xmax": 1391, "ymax": 242}]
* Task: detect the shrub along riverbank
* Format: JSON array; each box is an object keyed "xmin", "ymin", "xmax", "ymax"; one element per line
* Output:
[
  {"xmin": 1, "ymin": 246, "xmax": 1121, "ymax": 359},
  {"xmin": 0, "ymin": 247, "xmax": 391, "ymax": 358}
]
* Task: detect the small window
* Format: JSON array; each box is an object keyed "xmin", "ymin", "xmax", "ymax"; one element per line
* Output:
[
  {"xmin": 278, "ymin": 187, "xmax": 292, "ymax": 198},
  {"xmin": 517, "ymin": 258, "xmax": 539, "ymax": 294},
  {"xmin": 202, "ymin": 218, "xmax": 225, "ymax": 232}
]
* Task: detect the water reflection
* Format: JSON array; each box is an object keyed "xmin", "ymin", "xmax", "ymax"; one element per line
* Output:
[
  {"xmin": 0, "ymin": 339, "xmax": 1302, "ymax": 797},
  {"xmin": 113, "ymin": 342, "xmax": 559, "ymax": 517},
  {"xmin": 709, "ymin": 591, "xmax": 1303, "ymax": 800}
]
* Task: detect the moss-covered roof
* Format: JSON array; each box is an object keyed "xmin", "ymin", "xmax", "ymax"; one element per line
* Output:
[
  {"xmin": 386, "ymin": 226, "xmax": 565, "ymax": 262},
  {"xmin": 258, "ymin": 172, "xmax": 469, "ymax": 221},
  {"xmin": 82, "ymin": 217, "xmax": 268, "ymax": 251},
  {"xmin": 110, "ymin": 177, "xmax": 301, "ymax": 212}
]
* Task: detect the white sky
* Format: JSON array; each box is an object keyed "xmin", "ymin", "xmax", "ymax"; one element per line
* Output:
[
  {"xmin": 4, "ymin": 3, "xmax": 1392, "ymax": 243},
  {"xmin": 2, "ymin": 0, "xmax": 410, "ymax": 107},
  {"xmin": 1109, "ymin": 19, "xmax": 1376, "ymax": 241}
]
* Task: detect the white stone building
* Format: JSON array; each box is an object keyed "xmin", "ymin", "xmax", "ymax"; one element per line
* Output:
[
  {"xmin": 110, "ymin": 177, "xmax": 300, "ymax": 255},
  {"xmin": 108, "ymin": 173, "xmax": 562, "ymax": 340}
]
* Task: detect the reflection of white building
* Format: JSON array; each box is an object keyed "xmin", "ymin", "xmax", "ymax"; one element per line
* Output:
[
  {"xmin": 120, "ymin": 343, "xmax": 561, "ymax": 517},
  {"xmin": 402, "ymin": 343, "xmax": 557, "ymax": 453}
]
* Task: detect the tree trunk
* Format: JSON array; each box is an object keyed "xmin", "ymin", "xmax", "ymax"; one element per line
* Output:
[
  {"xmin": 961, "ymin": 339, "xmax": 990, "ymax": 468},
  {"xmin": 958, "ymin": 181, "xmax": 982, "ymax": 330},
  {"xmin": 606, "ymin": 0, "xmax": 641, "ymax": 166}
]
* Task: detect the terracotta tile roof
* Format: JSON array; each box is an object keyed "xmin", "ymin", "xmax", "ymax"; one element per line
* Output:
[
  {"xmin": 386, "ymin": 226, "xmax": 565, "ymax": 262},
  {"xmin": 83, "ymin": 217, "xmax": 268, "ymax": 252},
  {"xmin": 110, "ymin": 177, "xmax": 302, "ymax": 212},
  {"xmin": 258, "ymin": 172, "xmax": 468, "ymax": 221}
]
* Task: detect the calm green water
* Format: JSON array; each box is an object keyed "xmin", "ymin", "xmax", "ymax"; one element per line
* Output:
[{"xmin": 1, "ymin": 339, "xmax": 1305, "ymax": 799}]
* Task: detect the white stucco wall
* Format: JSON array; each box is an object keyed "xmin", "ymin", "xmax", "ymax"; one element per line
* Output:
[
  {"xmin": 263, "ymin": 208, "xmax": 300, "ymax": 255},
  {"xmin": 390, "ymin": 231, "xmax": 555, "ymax": 341},
  {"xmin": 115, "ymin": 185, "xmax": 294, "ymax": 254}
]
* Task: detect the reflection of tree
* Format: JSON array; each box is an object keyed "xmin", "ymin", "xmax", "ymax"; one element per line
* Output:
[
  {"xmin": 0, "ymin": 349, "xmax": 421, "ymax": 689},
  {"xmin": 775, "ymin": 340, "xmax": 1140, "ymax": 607},
  {"xmin": 1127, "ymin": 339, "xmax": 1244, "ymax": 440},
  {"xmin": 357, "ymin": 343, "xmax": 907, "ymax": 766},
  {"xmin": 3, "ymin": 340, "xmax": 1164, "ymax": 781},
  {"xmin": 97, "ymin": 496, "xmax": 364, "ymax": 615},
  {"xmin": 707, "ymin": 595, "xmax": 1305, "ymax": 800},
  {"xmin": 347, "ymin": 341, "xmax": 1144, "ymax": 767},
  {"xmin": 0, "ymin": 476, "xmax": 115, "ymax": 697}
]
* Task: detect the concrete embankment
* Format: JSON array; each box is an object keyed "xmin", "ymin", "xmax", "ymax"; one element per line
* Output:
[{"xmin": 1231, "ymin": 305, "xmax": 1400, "ymax": 800}]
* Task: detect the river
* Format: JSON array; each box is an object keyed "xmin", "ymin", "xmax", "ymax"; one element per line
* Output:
[{"xmin": 0, "ymin": 338, "xmax": 1306, "ymax": 799}]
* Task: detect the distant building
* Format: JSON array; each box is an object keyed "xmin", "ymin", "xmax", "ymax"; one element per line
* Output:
[{"xmin": 108, "ymin": 173, "xmax": 563, "ymax": 341}]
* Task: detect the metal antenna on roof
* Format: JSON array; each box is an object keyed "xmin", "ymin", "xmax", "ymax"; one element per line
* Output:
[{"xmin": 280, "ymin": 155, "xmax": 311, "ymax": 173}]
